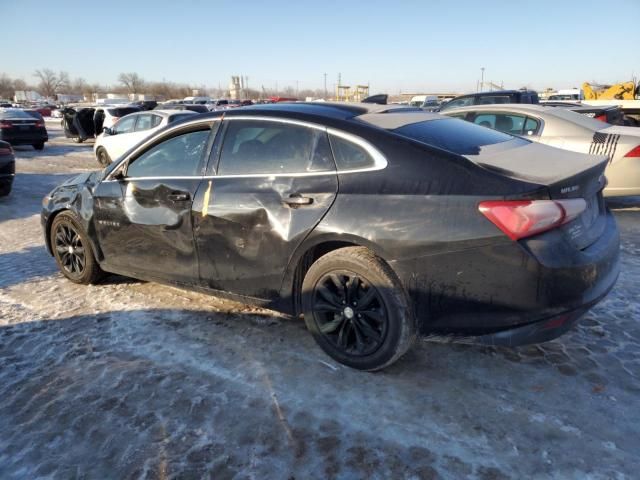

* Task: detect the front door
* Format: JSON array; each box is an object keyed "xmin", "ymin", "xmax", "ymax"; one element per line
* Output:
[
  {"xmin": 93, "ymin": 123, "xmax": 214, "ymax": 283},
  {"xmin": 193, "ymin": 118, "xmax": 338, "ymax": 300}
]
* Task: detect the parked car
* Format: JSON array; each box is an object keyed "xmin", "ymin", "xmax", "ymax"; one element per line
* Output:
[
  {"xmin": 41, "ymin": 103, "xmax": 619, "ymax": 370},
  {"xmin": 541, "ymin": 102, "xmax": 630, "ymax": 126},
  {"xmin": 61, "ymin": 105, "xmax": 141, "ymax": 143},
  {"xmin": 155, "ymin": 103, "xmax": 209, "ymax": 113},
  {"xmin": 131, "ymin": 100, "xmax": 158, "ymax": 111},
  {"xmin": 443, "ymin": 104, "xmax": 640, "ymax": 196},
  {"xmin": 0, "ymin": 140, "xmax": 15, "ymax": 196},
  {"xmin": 439, "ymin": 90, "xmax": 539, "ymax": 112},
  {"xmin": 0, "ymin": 108, "xmax": 48, "ymax": 150},
  {"xmin": 93, "ymin": 109, "xmax": 197, "ymax": 165}
]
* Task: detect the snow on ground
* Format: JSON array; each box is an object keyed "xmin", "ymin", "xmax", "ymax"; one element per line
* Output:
[{"xmin": 0, "ymin": 124, "xmax": 639, "ymax": 479}]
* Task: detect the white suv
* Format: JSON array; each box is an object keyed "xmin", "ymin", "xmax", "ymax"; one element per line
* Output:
[{"xmin": 93, "ymin": 109, "xmax": 197, "ymax": 166}]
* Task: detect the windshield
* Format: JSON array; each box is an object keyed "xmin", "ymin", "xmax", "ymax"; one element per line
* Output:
[{"xmin": 394, "ymin": 118, "xmax": 523, "ymax": 155}]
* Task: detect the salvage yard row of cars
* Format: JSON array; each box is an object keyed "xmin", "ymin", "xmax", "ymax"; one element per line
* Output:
[{"xmin": 39, "ymin": 102, "xmax": 624, "ymax": 370}]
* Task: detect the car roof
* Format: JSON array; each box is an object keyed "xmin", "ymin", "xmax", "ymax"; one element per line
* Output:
[
  {"xmin": 153, "ymin": 109, "xmax": 197, "ymax": 116},
  {"xmin": 235, "ymin": 102, "xmax": 423, "ymax": 120}
]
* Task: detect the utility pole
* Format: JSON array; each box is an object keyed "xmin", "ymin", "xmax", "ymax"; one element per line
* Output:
[
  {"xmin": 323, "ymin": 73, "xmax": 327, "ymax": 99},
  {"xmin": 480, "ymin": 67, "xmax": 485, "ymax": 92}
]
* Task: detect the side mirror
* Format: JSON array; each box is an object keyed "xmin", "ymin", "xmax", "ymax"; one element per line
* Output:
[
  {"xmin": 103, "ymin": 127, "xmax": 113, "ymax": 135},
  {"xmin": 111, "ymin": 167, "xmax": 126, "ymax": 181}
]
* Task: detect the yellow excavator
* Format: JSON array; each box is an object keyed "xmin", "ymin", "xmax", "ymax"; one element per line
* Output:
[{"xmin": 582, "ymin": 81, "xmax": 639, "ymax": 100}]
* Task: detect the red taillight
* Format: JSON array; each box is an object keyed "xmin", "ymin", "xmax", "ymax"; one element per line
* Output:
[
  {"xmin": 624, "ymin": 145, "xmax": 640, "ymax": 158},
  {"xmin": 35, "ymin": 121, "xmax": 44, "ymax": 128},
  {"xmin": 0, "ymin": 147, "xmax": 11, "ymax": 155},
  {"xmin": 594, "ymin": 114, "xmax": 608, "ymax": 122},
  {"xmin": 478, "ymin": 199, "xmax": 587, "ymax": 241},
  {"xmin": 0, "ymin": 121, "xmax": 12, "ymax": 129}
]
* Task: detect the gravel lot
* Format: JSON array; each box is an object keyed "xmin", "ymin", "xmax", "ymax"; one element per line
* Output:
[{"xmin": 0, "ymin": 121, "xmax": 639, "ymax": 479}]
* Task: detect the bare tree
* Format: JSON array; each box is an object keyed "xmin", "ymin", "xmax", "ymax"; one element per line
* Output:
[
  {"xmin": 33, "ymin": 69, "xmax": 69, "ymax": 98},
  {"xmin": 0, "ymin": 74, "xmax": 13, "ymax": 99},
  {"xmin": 118, "ymin": 72, "xmax": 145, "ymax": 94},
  {"xmin": 71, "ymin": 77, "xmax": 87, "ymax": 95}
]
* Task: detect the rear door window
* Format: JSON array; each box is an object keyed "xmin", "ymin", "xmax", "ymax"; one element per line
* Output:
[
  {"xmin": 472, "ymin": 113, "xmax": 527, "ymax": 135},
  {"xmin": 150, "ymin": 114, "xmax": 162, "ymax": 127},
  {"xmin": 523, "ymin": 117, "xmax": 541, "ymax": 135},
  {"xmin": 217, "ymin": 120, "xmax": 334, "ymax": 175},
  {"xmin": 135, "ymin": 114, "xmax": 153, "ymax": 131},
  {"xmin": 328, "ymin": 134, "xmax": 377, "ymax": 170}
]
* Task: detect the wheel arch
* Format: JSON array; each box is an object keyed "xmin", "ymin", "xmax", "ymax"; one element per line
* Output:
[
  {"xmin": 45, "ymin": 208, "xmax": 104, "ymax": 262},
  {"xmin": 280, "ymin": 233, "xmax": 393, "ymax": 317}
]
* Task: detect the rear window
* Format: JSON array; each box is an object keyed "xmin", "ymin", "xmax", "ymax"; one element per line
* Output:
[
  {"xmin": 168, "ymin": 113, "xmax": 194, "ymax": 123},
  {"xmin": 394, "ymin": 118, "xmax": 517, "ymax": 155},
  {"xmin": 0, "ymin": 109, "xmax": 34, "ymax": 119},
  {"xmin": 107, "ymin": 107, "xmax": 139, "ymax": 117}
]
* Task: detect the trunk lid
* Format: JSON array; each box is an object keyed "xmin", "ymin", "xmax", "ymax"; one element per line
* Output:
[{"xmin": 467, "ymin": 142, "xmax": 608, "ymax": 250}]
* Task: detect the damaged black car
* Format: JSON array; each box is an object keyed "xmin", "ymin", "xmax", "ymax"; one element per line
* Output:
[{"xmin": 41, "ymin": 103, "xmax": 620, "ymax": 370}]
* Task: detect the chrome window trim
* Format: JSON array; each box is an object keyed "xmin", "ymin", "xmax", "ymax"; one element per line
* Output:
[
  {"xmin": 106, "ymin": 118, "xmax": 221, "ymax": 180},
  {"xmin": 223, "ymin": 115, "xmax": 327, "ymax": 131},
  {"xmin": 105, "ymin": 116, "xmax": 388, "ymax": 182}
]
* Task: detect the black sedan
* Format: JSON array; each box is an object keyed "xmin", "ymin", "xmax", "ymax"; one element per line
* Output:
[
  {"xmin": 41, "ymin": 103, "xmax": 620, "ymax": 370},
  {"xmin": 0, "ymin": 108, "xmax": 48, "ymax": 150},
  {"xmin": 0, "ymin": 140, "xmax": 15, "ymax": 196}
]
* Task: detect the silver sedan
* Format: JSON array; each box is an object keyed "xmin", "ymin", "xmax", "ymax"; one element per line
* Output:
[{"xmin": 442, "ymin": 104, "xmax": 640, "ymax": 197}]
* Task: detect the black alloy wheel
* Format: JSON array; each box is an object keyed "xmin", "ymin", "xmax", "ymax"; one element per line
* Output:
[
  {"xmin": 54, "ymin": 223, "xmax": 86, "ymax": 277},
  {"xmin": 50, "ymin": 212, "xmax": 104, "ymax": 284},
  {"xmin": 313, "ymin": 271, "xmax": 387, "ymax": 357},
  {"xmin": 302, "ymin": 247, "xmax": 416, "ymax": 371}
]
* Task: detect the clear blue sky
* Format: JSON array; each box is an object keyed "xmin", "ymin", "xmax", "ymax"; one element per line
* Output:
[{"xmin": 2, "ymin": 0, "xmax": 639, "ymax": 94}]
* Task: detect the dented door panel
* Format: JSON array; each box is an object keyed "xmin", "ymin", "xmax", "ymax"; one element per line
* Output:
[{"xmin": 193, "ymin": 174, "xmax": 338, "ymax": 299}]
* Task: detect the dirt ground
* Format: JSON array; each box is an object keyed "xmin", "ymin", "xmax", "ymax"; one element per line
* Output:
[{"xmin": 0, "ymin": 121, "xmax": 638, "ymax": 479}]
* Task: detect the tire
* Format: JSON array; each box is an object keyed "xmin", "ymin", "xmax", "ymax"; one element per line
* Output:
[
  {"xmin": 50, "ymin": 211, "xmax": 104, "ymax": 284},
  {"xmin": 302, "ymin": 247, "xmax": 416, "ymax": 371},
  {"xmin": 73, "ymin": 137, "xmax": 84, "ymax": 144},
  {"xmin": 96, "ymin": 147, "xmax": 111, "ymax": 167},
  {"xmin": 0, "ymin": 183, "xmax": 11, "ymax": 197},
  {"xmin": 33, "ymin": 142, "xmax": 44, "ymax": 151}
]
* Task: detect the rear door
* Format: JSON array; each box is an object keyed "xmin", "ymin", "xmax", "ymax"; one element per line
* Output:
[
  {"xmin": 193, "ymin": 117, "xmax": 338, "ymax": 300},
  {"xmin": 92, "ymin": 121, "xmax": 216, "ymax": 283}
]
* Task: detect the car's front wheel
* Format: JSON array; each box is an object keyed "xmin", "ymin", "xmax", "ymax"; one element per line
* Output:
[
  {"xmin": 302, "ymin": 247, "xmax": 416, "ymax": 371},
  {"xmin": 50, "ymin": 212, "xmax": 104, "ymax": 284},
  {"xmin": 73, "ymin": 137, "xmax": 84, "ymax": 143},
  {"xmin": 96, "ymin": 147, "xmax": 111, "ymax": 167}
]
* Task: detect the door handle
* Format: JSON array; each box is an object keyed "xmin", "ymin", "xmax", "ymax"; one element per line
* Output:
[
  {"xmin": 283, "ymin": 194, "xmax": 313, "ymax": 207},
  {"xmin": 168, "ymin": 192, "xmax": 190, "ymax": 202}
]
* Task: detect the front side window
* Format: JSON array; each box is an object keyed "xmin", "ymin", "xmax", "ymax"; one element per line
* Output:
[
  {"xmin": 218, "ymin": 120, "xmax": 333, "ymax": 175},
  {"xmin": 113, "ymin": 116, "xmax": 137, "ymax": 134},
  {"xmin": 127, "ymin": 129, "xmax": 209, "ymax": 177}
]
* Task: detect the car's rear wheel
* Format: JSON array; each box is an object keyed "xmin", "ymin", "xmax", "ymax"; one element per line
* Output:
[
  {"xmin": 33, "ymin": 142, "xmax": 44, "ymax": 151},
  {"xmin": 50, "ymin": 212, "xmax": 104, "ymax": 284},
  {"xmin": 302, "ymin": 247, "xmax": 416, "ymax": 371},
  {"xmin": 73, "ymin": 137, "xmax": 84, "ymax": 143},
  {"xmin": 96, "ymin": 147, "xmax": 111, "ymax": 167},
  {"xmin": 0, "ymin": 183, "xmax": 11, "ymax": 197}
]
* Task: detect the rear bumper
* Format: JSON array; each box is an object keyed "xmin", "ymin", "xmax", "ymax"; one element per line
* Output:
[
  {"xmin": 0, "ymin": 131, "xmax": 48, "ymax": 145},
  {"xmin": 391, "ymin": 211, "xmax": 620, "ymax": 342}
]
